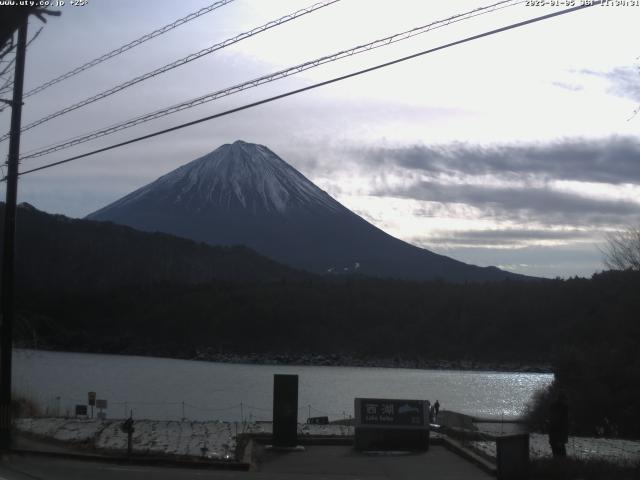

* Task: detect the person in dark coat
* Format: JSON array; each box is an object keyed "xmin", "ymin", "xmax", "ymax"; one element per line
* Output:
[
  {"xmin": 548, "ymin": 392, "xmax": 569, "ymax": 457},
  {"xmin": 434, "ymin": 400, "xmax": 440, "ymax": 420}
]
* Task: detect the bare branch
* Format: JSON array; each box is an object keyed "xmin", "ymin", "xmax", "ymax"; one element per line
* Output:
[
  {"xmin": 0, "ymin": 54, "xmax": 16, "ymax": 78},
  {"xmin": 601, "ymin": 226, "xmax": 640, "ymax": 271},
  {"xmin": 32, "ymin": 8, "xmax": 62, "ymax": 23},
  {"xmin": 0, "ymin": 36, "xmax": 15, "ymax": 63},
  {"xmin": 26, "ymin": 27, "xmax": 44, "ymax": 49}
]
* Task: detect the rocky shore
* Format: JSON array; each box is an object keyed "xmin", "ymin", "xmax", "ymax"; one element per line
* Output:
[
  {"xmin": 17, "ymin": 343, "xmax": 551, "ymax": 373},
  {"xmin": 189, "ymin": 349, "xmax": 551, "ymax": 374}
]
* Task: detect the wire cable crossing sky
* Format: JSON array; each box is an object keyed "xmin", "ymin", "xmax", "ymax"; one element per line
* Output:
[
  {"xmin": 0, "ymin": 0, "xmax": 341, "ymax": 144},
  {"xmin": 19, "ymin": 0, "xmax": 523, "ymax": 162},
  {"xmin": 21, "ymin": 0, "xmax": 235, "ymax": 99},
  {"xmin": 13, "ymin": 2, "xmax": 602, "ymax": 180}
]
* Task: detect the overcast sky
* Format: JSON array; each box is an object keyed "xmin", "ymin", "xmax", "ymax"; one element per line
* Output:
[{"xmin": 1, "ymin": 0, "xmax": 639, "ymax": 278}]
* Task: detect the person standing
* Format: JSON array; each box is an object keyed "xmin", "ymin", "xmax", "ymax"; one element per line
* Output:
[
  {"xmin": 433, "ymin": 400, "xmax": 440, "ymax": 421},
  {"xmin": 548, "ymin": 392, "xmax": 569, "ymax": 457}
]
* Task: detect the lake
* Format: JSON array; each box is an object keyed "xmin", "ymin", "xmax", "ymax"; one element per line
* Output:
[{"xmin": 14, "ymin": 349, "xmax": 552, "ymax": 422}]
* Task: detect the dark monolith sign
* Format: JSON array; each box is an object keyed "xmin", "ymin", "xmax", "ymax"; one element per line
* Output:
[{"xmin": 272, "ymin": 374, "xmax": 298, "ymax": 447}]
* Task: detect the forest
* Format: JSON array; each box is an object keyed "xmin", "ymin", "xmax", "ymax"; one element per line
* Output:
[{"xmin": 13, "ymin": 271, "xmax": 640, "ymax": 436}]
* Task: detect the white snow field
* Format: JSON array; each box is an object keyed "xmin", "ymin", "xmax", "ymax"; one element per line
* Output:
[
  {"xmin": 16, "ymin": 418, "xmax": 354, "ymax": 460},
  {"xmin": 17, "ymin": 417, "xmax": 640, "ymax": 465},
  {"xmin": 470, "ymin": 433, "xmax": 640, "ymax": 465}
]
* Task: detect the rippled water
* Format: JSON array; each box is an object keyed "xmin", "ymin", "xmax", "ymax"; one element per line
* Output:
[{"xmin": 14, "ymin": 349, "xmax": 551, "ymax": 422}]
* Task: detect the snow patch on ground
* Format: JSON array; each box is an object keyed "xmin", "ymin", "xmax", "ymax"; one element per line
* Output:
[
  {"xmin": 470, "ymin": 433, "xmax": 640, "ymax": 465},
  {"xmin": 19, "ymin": 418, "xmax": 638, "ymax": 465},
  {"xmin": 242, "ymin": 422, "xmax": 353, "ymax": 437},
  {"xmin": 16, "ymin": 418, "xmax": 353, "ymax": 460},
  {"xmin": 96, "ymin": 420, "xmax": 235, "ymax": 459},
  {"xmin": 16, "ymin": 418, "xmax": 106, "ymax": 443}
]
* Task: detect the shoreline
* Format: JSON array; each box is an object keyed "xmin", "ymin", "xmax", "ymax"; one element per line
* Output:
[{"xmin": 15, "ymin": 345, "xmax": 553, "ymax": 374}]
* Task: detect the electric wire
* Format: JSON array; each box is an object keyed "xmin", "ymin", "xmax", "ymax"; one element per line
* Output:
[
  {"xmin": 19, "ymin": 0, "xmax": 522, "ymax": 161},
  {"xmin": 10, "ymin": 2, "xmax": 601, "ymax": 181},
  {"xmin": 0, "ymin": 0, "xmax": 340, "ymax": 144},
  {"xmin": 22, "ymin": 0, "xmax": 235, "ymax": 99}
]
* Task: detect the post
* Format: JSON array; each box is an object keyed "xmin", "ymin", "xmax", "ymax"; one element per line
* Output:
[
  {"xmin": 127, "ymin": 430, "xmax": 133, "ymax": 456},
  {"xmin": 88, "ymin": 391, "xmax": 95, "ymax": 419},
  {"xmin": 0, "ymin": 18, "xmax": 28, "ymax": 452},
  {"xmin": 121, "ymin": 413, "xmax": 134, "ymax": 457},
  {"xmin": 181, "ymin": 401, "xmax": 185, "ymax": 421}
]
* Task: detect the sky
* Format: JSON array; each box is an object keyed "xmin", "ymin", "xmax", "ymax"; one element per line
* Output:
[{"xmin": 1, "ymin": 0, "xmax": 639, "ymax": 278}]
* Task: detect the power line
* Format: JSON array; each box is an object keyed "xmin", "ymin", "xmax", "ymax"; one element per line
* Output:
[
  {"xmin": 11, "ymin": 1, "xmax": 601, "ymax": 180},
  {"xmin": 0, "ymin": 75, "xmax": 13, "ymax": 99},
  {"xmin": 0, "ymin": 0, "xmax": 340, "ymax": 144},
  {"xmin": 19, "ymin": 0, "xmax": 522, "ymax": 161},
  {"xmin": 22, "ymin": 0, "xmax": 235, "ymax": 99}
]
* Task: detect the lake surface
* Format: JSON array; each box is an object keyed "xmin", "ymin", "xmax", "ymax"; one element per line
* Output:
[{"xmin": 14, "ymin": 349, "xmax": 552, "ymax": 422}]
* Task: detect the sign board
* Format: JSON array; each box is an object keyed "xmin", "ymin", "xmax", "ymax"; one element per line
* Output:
[
  {"xmin": 308, "ymin": 416, "xmax": 329, "ymax": 425},
  {"xmin": 355, "ymin": 398, "xmax": 428, "ymax": 428},
  {"xmin": 354, "ymin": 398, "xmax": 430, "ymax": 451},
  {"xmin": 75, "ymin": 405, "xmax": 88, "ymax": 416},
  {"xmin": 88, "ymin": 391, "xmax": 96, "ymax": 406},
  {"xmin": 96, "ymin": 399, "xmax": 108, "ymax": 409}
]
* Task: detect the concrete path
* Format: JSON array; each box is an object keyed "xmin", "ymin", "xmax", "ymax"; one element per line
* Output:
[
  {"xmin": 257, "ymin": 445, "xmax": 494, "ymax": 479},
  {"xmin": 13, "ymin": 434, "xmax": 94, "ymax": 455},
  {"xmin": 0, "ymin": 444, "xmax": 494, "ymax": 480}
]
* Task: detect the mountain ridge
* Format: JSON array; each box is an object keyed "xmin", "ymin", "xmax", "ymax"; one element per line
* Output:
[{"xmin": 88, "ymin": 140, "xmax": 527, "ymax": 282}]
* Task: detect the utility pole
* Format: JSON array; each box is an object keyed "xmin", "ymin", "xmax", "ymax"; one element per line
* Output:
[{"xmin": 0, "ymin": 18, "xmax": 28, "ymax": 452}]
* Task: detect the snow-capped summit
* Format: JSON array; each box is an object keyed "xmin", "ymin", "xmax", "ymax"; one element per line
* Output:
[
  {"xmin": 95, "ymin": 140, "xmax": 341, "ymax": 216},
  {"xmin": 88, "ymin": 141, "xmax": 523, "ymax": 282}
]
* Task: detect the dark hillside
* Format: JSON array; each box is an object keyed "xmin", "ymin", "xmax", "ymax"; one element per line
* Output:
[{"xmin": 0, "ymin": 202, "xmax": 308, "ymax": 291}]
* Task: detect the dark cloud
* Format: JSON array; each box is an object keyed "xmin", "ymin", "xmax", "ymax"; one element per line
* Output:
[
  {"xmin": 376, "ymin": 180, "xmax": 640, "ymax": 227},
  {"xmin": 582, "ymin": 66, "xmax": 640, "ymax": 102},
  {"xmin": 421, "ymin": 228, "xmax": 594, "ymax": 247},
  {"xmin": 360, "ymin": 136, "xmax": 640, "ymax": 185}
]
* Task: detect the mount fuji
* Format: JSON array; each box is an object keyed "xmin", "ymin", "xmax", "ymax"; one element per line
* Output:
[{"xmin": 87, "ymin": 141, "xmax": 523, "ymax": 282}]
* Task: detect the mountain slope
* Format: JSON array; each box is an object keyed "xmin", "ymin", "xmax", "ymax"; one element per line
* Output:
[
  {"xmin": 0, "ymin": 202, "xmax": 306, "ymax": 292},
  {"xmin": 88, "ymin": 140, "xmax": 524, "ymax": 282}
]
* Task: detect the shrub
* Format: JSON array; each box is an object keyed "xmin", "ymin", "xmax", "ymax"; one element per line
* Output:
[{"xmin": 12, "ymin": 393, "xmax": 41, "ymax": 418}]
